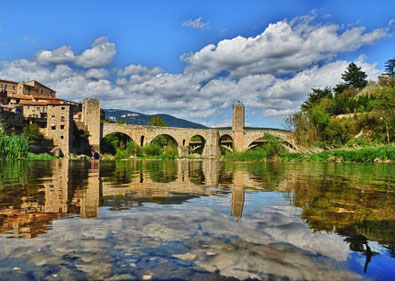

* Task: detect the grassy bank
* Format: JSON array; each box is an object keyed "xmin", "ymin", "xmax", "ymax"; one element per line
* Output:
[
  {"xmin": 225, "ymin": 144, "xmax": 395, "ymax": 162},
  {"xmin": 0, "ymin": 129, "xmax": 29, "ymax": 159},
  {"xmin": 26, "ymin": 152, "xmax": 59, "ymax": 160}
]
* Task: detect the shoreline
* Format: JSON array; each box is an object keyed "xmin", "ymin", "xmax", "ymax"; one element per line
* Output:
[{"xmin": 3, "ymin": 144, "xmax": 394, "ymax": 163}]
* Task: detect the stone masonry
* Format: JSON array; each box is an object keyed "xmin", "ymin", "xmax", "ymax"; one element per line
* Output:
[
  {"xmin": 82, "ymin": 99, "xmax": 101, "ymax": 152},
  {"xmin": 46, "ymin": 104, "xmax": 73, "ymax": 156}
]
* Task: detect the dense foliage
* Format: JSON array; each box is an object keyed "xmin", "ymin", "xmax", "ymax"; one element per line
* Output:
[
  {"xmin": 226, "ymin": 134, "xmax": 285, "ymax": 161},
  {"xmin": 0, "ymin": 129, "xmax": 29, "ymax": 158},
  {"xmin": 285, "ymin": 62, "xmax": 395, "ymax": 147},
  {"xmin": 23, "ymin": 124, "xmax": 44, "ymax": 142}
]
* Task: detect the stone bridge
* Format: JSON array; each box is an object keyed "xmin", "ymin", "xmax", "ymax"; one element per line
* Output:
[
  {"xmin": 85, "ymin": 101, "xmax": 297, "ymax": 157},
  {"xmin": 101, "ymin": 123, "xmax": 296, "ymax": 157}
]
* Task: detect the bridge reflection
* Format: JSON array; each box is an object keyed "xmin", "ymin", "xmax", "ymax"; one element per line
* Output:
[
  {"xmin": 2, "ymin": 160, "xmax": 393, "ymax": 246},
  {"xmin": 0, "ymin": 160, "xmax": 279, "ymax": 238}
]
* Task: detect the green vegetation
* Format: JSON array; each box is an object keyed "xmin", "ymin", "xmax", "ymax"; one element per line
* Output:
[
  {"xmin": 148, "ymin": 115, "xmax": 168, "ymax": 127},
  {"xmin": 0, "ymin": 129, "xmax": 29, "ymax": 159},
  {"xmin": 384, "ymin": 57, "xmax": 395, "ymax": 76},
  {"xmin": 26, "ymin": 152, "xmax": 59, "ymax": 159},
  {"xmin": 226, "ymin": 134, "xmax": 285, "ymax": 161},
  {"xmin": 282, "ymin": 144, "xmax": 395, "ymax": 162},
  {"xmin": 285, "ymin": 61, "xmax": 395, "ymax": 147},
  {"xmin": 23, "ymin": 123, "xmax": 44, "ymax": 142}
]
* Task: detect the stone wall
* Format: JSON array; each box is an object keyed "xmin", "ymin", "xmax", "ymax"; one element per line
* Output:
[
  {"xmin": 82, "ymin": 99, "xmax": 101, "ymax": 152},
  {"xmin": 46, "ymin": 104, "xmax": 73, "ymax": 156}
]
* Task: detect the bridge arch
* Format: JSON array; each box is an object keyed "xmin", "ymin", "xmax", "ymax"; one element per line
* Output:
[
  {"xmin": 219, "ymin": 134, "xmax": 234, "ymax": 153},
  {"xmin": 150, "ymin": 133, "xmax": 179, "ymax": 147},
  {"xmin": 245, "ymin": 131, "xmax": 297, "ymax": 151},
  {"xmin": 101, "ymin": 132, "xmax": 134, "ymax": 154},
  {"xmin": 189, "ymin": 134, "xmax": 206, "ymax": 155}
]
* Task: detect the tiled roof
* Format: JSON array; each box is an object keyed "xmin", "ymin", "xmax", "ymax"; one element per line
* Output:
[
  {"xmin": 7, "ymin": 94, "xmax": 33, "ymax": 100},
  {"xmin": 32, "ymin": 95, "xmax": 61, "ymax": 100},
  {"xmin": 20, "ymin": 101, "xmax": 49, "ymax": 106}
]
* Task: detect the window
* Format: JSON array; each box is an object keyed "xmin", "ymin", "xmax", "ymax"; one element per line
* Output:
[
  {"xmin": 13, "ymin": 86, "xmax": 15, "ymax": 90},
  {"xmin": 61, "ymin": 107, "xmax": 65, "ymax": 110},
  {"xmin": 4, "ymin": 85, "xmax": 7, "ymax": 89},
  {"xmin": 60, "ymin": 125, "xmax": 65, "ymax": 130},
  {"xmin": 36, "ymin": 107, "xmax": 40, "ymax": 110},
  {"xmin": 0, "ymin": 84, "xmax": 2, "ymax": 88},
  {"xmin": 60, "ymin": 116, "xmax": 65, "ymax": 122},
  {"xmin": 41, "ymin": 89, "xmax": 43, "ymax": 94},
  {"xmin": 51, "ymin": 115, "xmax": 55, "ymax": 118},
  {"xmin": 60, "ymin": 136, "xmax": 64, "ymax": 139},
  {"xmin": 51, "ymin": 124, "xmax": 56, "ymax": 130}
]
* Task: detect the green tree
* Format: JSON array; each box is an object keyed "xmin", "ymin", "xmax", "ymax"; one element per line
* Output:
[
  {"xmin": 23, "ymin": 124, "xmax": 44, "ymax": 142},
  {"xmin": 116, "ymin": 119, "xmax": 126, "ymax": 124},
  {"xmin": 335, "ymin": 63, "xmax": 368, "ymax": 94},
  {"xmin": 301, "ymin": 87, "xmax": 332, "ymax": 111},
  {"xmin": 372, "ymin": 88, "xmax": 395, "ymax": 144},
  {"xmin": 384, "ymin": 58, "xmax": 395, "ymax": 76},
  {"xmin": 148, "ymin": 115, "xmax": 168, "ymax": 127}
]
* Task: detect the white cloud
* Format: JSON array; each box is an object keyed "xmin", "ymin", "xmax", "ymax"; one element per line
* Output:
[
  {"xmin": 0, "ymin": 16, "xmax": 388, "ymax": 125},
  {"xmin": 182, "ymin": 17, "xmax": 209, "ymax": 29},
  {"xmin": 182, "ymin": 20, "xmax": 386, "ymax": 79},
  {"xmin": 75, "ymin": 37, "xmax": 116, "ymax": 68},
  {"xmin": 36, "ymin": 45, "xmax": 75, "ymax": 64},
  {"xmin": 85, "ymin": 68, "xmax": 110, "ymax": 80}
]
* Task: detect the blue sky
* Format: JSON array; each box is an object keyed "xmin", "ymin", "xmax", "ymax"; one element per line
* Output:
[{"xmin": 0, "ymin": 0, "xmax": 394, "ymax": 128}]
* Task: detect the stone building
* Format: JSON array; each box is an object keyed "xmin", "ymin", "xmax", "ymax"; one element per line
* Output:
[
  {"xmin": 46, "ymin": 104, "xmax": 74, "ymax": 156},
  {"xmin": 0, "ymin": 79, "xmax": 55, "ymax": 98}
]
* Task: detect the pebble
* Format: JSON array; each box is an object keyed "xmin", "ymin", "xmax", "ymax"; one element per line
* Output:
[
  {"xmin": 172, "ymin": 253, "xmax": 197, "ymax": 261},
  {"xmin": 142, "ymin": 274, "xmax": 153, "ymax": 280}
]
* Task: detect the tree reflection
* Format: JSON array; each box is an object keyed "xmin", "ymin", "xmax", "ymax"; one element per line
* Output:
[{"xmin": 145, "ymin": 160, "xmax": 178, "ymax": 183}]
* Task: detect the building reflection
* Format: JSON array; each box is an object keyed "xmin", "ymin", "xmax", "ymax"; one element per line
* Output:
[
  {"xmin": 231, "ymin": 171, "xmax": 246, "ymax": 220},
  {"xmin": 0, "ymin": 159, "xmax": 265, "ymax": 238},
  {"xmin": 0, "ymin": 160, "xmax": 101, "ymax": 238}
]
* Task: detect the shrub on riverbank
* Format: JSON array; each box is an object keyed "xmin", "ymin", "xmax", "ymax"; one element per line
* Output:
[
  {"xmin": 26, "ymin": 152, "xmax": 59, "ymax": 159},
  {"xmin": 0, "ymin": 129, "xmax": 29, "ymax": 159},
  {"xmin": 282, "ymin": 144, "xmax": 395, "ymax": 162},
  {"xmin": 226, "ymin": 144, "xmax": 394, "ymax": 162}
]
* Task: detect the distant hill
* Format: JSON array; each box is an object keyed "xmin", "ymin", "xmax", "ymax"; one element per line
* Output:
[
  {"xmin": 104, "ymin": 109, "xmax": 207, "ymax": 129},
  {"xmin": 215, "ymin": 126, "xmax": 287, "ymax": 131}
]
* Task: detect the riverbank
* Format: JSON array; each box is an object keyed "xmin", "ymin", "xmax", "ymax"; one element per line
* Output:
[
  {"xmin": 3, "ymin": 145, "xmax": 394, "ymax": 163},
  {"xmin": 225, "ymin": 144, "xmax": 395, "ymax": 163}
]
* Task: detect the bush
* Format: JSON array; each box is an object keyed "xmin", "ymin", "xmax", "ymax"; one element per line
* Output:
[
  {"xmin": 0, "ymin": 129, "xmax": 29, "ymax": 158},
  {"xmin": 115, "ymin": 148, "xmax": 130, "ymax": 159},
  {"xmin": 143, "ymin": 143, "xmax": 163, "ymax": 156},
  {"xmin": 23, "ymin": 124, "xmax": 44, "ymax": 142},
  {"xmin": 27, "ymin": 152, "xmax": 58, "ymax": 159}
]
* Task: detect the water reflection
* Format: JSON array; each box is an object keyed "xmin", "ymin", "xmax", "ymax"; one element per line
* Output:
[
  {"xmin": 1, "ymin": 160, "xmax": 394, "ymax": 242},
  {"xmin": 0, "ymin": 160, "xmax": 394, "ymax": 280}
]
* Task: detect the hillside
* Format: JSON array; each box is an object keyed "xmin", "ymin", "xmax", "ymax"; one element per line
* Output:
[{"xmin": 104, "ymin": 109, "xmax": 207, "ymax": 129}]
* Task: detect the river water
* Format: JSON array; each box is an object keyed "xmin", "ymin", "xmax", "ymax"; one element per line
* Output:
[{"xmin": 0, "ymin": 159, "xmax": 394, "ymax": 281}]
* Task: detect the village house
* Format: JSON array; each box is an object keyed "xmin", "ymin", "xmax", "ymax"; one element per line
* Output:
[{"xmin": 0, "ymin": 78, "xmax": 102, "ymax": 156}]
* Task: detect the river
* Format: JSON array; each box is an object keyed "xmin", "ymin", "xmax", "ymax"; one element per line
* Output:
[{"xmin": 0, "ymin": 159, "xmax": 394, "ymax": 280}]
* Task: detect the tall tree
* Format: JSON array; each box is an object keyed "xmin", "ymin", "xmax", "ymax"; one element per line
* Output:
[
  {"xmin": 341, "ymin": 62, "xmax": 368, "ymax": 89},
  {"xmin": 148, "ymin": 115, "xmax": 168, "ymax": 127},
  {"xmin": 335, "ymin": 63, "xmax": 368, "ymax": 94},
  {"xmin": 384, "ymin": 58, "xmax": 395, "ymax": 76},
  {"xmin": 301, "ymin": 87, "xmax": 332, "ymax": 111}
]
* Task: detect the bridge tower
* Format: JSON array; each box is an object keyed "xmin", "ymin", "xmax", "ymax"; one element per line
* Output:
[
  {"xmin": 82, "ymin": 99, "xmax": 101, "ymax": 153},
  {"xmin": 232, "ymin": 101, "xmax": 245, "ymax": 152}
]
